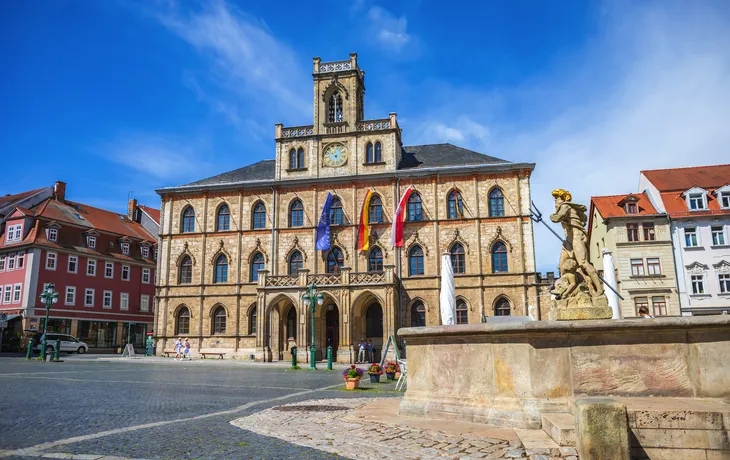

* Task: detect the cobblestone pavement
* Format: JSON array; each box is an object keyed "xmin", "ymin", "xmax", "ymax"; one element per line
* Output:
[
  {"xmin": 232, "ymin": 399, "xmax": 579, "ymax": 460},
  {"xmin": 0, "ymin": 358, "xmax": 398, "ymax": 459}
]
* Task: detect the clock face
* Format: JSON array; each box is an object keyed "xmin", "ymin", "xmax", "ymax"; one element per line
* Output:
[{"xmin": 323, "ymin": 143, "xmax": 348, "ymax": 167}]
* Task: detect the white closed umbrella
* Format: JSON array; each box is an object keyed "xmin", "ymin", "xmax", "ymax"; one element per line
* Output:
[{"xmin": 440, "ymin": 252, "xmax": 456, "ymax": 325}]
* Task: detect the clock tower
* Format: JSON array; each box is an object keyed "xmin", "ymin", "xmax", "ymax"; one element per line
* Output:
[{"xmin": 274, "ymin": 54, "xmax": 401, "ymax": 181}]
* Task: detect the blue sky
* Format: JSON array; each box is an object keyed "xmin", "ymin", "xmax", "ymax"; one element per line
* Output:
[{"xmin": 2, "ymin": 0, "xmax": 730, "ymax": 272}]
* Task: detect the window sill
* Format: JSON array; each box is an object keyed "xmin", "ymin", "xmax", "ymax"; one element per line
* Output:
[
  {"xmin": 684, "ymin": 246, "xmax": 704, "ymax": 250},
  {"xmin": 362, "ymin": 162, "xmax": 386, "ymax": 166},
  {"xmin": 285, "ymin": 168, "xmax": 308, "ymax": 173},
  {"xmin": 629, "ymin": 274, "xmax": 665, "ymax": 279},
  {"xmin": 689, "ymin": 293, "xmax": 711, "ymax": 298},
  {"xmin": 711, "ymin": 244, "xmax": 730, "ymax": 249}
]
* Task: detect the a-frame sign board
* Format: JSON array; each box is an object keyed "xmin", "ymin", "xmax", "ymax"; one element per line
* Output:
[{"xmin": 379, "ymin": 334, "xmax": 401, "ymax": 367}]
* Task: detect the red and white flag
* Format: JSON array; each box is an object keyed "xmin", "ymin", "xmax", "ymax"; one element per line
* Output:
[{"xmin": 391, "ymin": 186, "xmax": 413, "ymax": 247}]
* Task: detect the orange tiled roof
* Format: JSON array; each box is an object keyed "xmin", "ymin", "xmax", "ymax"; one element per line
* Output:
[
  {"xmin": 659, "ymin": 191, "xmax": 730, "ymax": 218},
  {"xmin": 139, "ymin": 205, "xmax": 160, "ymax": 224},
  {"xmin": 590, "ymin": 193, "xmax": 659, "ymax": 219},
  {"xmin": 641, "ymin": 164, "xmax": 730, "ymax": 192}
]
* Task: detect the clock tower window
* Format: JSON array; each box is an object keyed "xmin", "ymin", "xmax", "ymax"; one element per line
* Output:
[
  {"xmin": 289, "ymin": 148, "xmax": 306, "ymax": 170},
  {"xmin": 328, "ymin": 91, "xmax": 343, "ymax": 123}
]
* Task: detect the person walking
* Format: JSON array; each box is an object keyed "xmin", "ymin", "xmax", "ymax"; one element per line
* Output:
[
  {"xmin": 367, "ymin": 339, "xmax": 374, "ymax": 363},
  {"xmin": 357, "ymin": 339, "xmax": 366, "ymax": 363},
  {"xmin": 174, "ymin": 338, "xmax": 183, "ymax": 360},
  {"xmin": 182, "ymin": 338, "xmax": 192, "ymax": 360}
]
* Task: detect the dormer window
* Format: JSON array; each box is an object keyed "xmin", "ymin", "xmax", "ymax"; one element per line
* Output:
[
  {"xmin": 721, "ymin": 192, "xmax": 730, "ymax": 209},
  {"xmin": 121, "ymin": 243, "xmax": 130, "ymax": 255},
  {"xmin": 6, "ymin": 224, "xmax": 22, "ymax": 243},
  {"xmin": 688, "ymin": 193, "xmax": 706, "ymax": 210},
  {"xmin": 141, "ymin": 246, "xmax": 149, "ymax": 259},
  {"xmin": 625, "ymin": 203, "xmax": 637, "ymax": 214},
  {"xmin": 87, "ymin": 235, "xmax": 96, "ymax": 249},
  {"xmin": 48, "ymin": 228, "xmax": 58, "ymax": 242}
]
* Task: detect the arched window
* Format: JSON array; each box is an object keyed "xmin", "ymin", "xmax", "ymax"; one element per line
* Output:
[
  {"xmin": 328, "ymin": 91, "xmax": 343, "ymax": 122},
  {"xmin": 179, "ymin": 256, "xmax": 192, "ymax": 284},
  {"xmin": 369, "ymin": 195, "xmax": 383, "ymax": 223},
  {"xmin": 297, "ymin": 148, "xmax": 305, "ymax": 169},
  {"xmin": 182, "ymin": 207, "xmax": 195, "ymax": 233},
  {"xmin": 365, "ymin": 303, "xmax": 383, "ymax": 337},
  {"xmin": 366, "ymin": 142, "xmax": 374, "ymax": 164},
  {"xmin": 176, "ymin": 307, "xmax": 190, "ymax": 334},
  {"xmin": 495, "ymin": 297, "xmax": 511, "ymax": 316},
  {"xmin": 411, "ymin": 301, "xmax": 426, "ymax": 327},
  {"xmin": 288, "ymin": 250, "xmax": 303, "ymax": 275},
  {"xmin": 407, "ymin": 192, "xmax": 423, "ymax": 221},
  {"xmin": 456, "ymin": 299, "xmax": 468, "ymax": 324},
  {"xmin": 252, "ymin": 202, "xmax": 266, "ymax": 229},
  {"xmin": 329, "ymin": 197, "xmax": 343, "ymax": 225},
  {"xmin": 214, "ymin": 254, "xmax": 228, "ymax": 283},
  {"xmin": 289, "ymin": 199, "xmax": 304, "ymax": 227},
  {"xmin": 216, "ymin": 204, "xmax": 230, "ymax": 231},
  {"xmin": 409, "ymin": 245, "xmax": 424, "ymax": 276},
  {"xmin": 368, "ymin": 247, "xmax": 383, "ymax": 272},
  {"xmin": 326, "ymin": 247, "xmax": 344, "ymax": 273},
  {"xmin": 492, "ymin": 242, "xmax": 508, "ymax": 273},
  {"xmin": 249, "ymin": 306, "xmax": 257, "ymax": 334},
  {"xmin": 289, "ymin": 149, "xmax": 297, "ymax": 169},
  {"xmin": 450, "ymin": 243, "xmax": 465, "ymax": 274},
  {"xmin": 489, "ymin": 188, "xmax": 505, "ymax": 217},
  {"xmin": 374, "ymin": 142, "xmax": 382, "ymax": 162},
  {"xmin": 447, "ymin": 190, "xmax": 464, "ymax": 219},
  {"xmin": 250, "ymin": 252, "xmax": 265, "ymax": 282},
  {"xmin": 286, "ymin": 307, "xmax": 297, "ymax": 340},
  {"xmin": 212, "ymin": 306, "xmax": 226, "ymax": 334}
]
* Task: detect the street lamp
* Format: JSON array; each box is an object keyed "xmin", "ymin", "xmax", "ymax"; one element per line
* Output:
[
  {"xmin": 302, "ymin": 281, "xmax": 324, "ymax": 370},
  {"xmin": 39, "ymin": 283, "xmax": 59, "ymax": 360}
]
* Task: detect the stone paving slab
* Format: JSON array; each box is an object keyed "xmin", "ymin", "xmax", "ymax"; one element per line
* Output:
[{"xmin": 231, "ymin": 398, "xmax": 578, "ymax": 459}]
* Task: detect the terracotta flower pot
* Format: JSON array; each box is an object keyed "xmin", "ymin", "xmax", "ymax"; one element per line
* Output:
[
  {"xmin": 395, "ymin": 371, "xmax": 401, "ymax": 379},
  {"xmin": 344, "ymin": 377, "xmax": 360, "ymax": 390}
]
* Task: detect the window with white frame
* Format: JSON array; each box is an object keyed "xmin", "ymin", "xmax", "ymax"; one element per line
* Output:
[
  {"xmin": 3, "ymin": 285, "xmax": 11, "ymax": 304},
  {"xmin": 12, "ymin": 283, "xmax": 21, "ymax": 303},
  {"xmin": 691, "ymin": 274, "xmax": 705, "ymax": 295},
  {"xmin": 68, "ymin": 256, "xmax": 78, "ymax": 273},
  {"xmin": 7, "ymin": 253, "xmax": 15, "ymax": 270},
  {"xmin": 647, "ymin": 258, "xmax": 661, "ymax": 275},
  {"xmin": 141, "ymin": 246, "xmax": 149, "ymax": 259},
  {"xmin": 46, "ymin": 252, "xmax": 57, "ymax": 270},
  {"xmin": 120, "ymin": 293, "xmax": 129, "ymax": 310},
  {"xmin": 141, "ymin": 295, "xmax": 149, "ymax": 312},
  {"xmin": 711, "ymin": 226, "xmax": 726, "ymax": 246},
  {"xmin": 121, "ymin": 242, "xmax": 129, "ymax": 255},
  {"xmin": 142, "ymin": 268, "xmax": 150, "ymax": 284},
  {"xmin": 48, "ymin": 228, "xmax": 58, "ymax": 242},
  {"xmin": 87, "ymin": 259, "xmax": 96, "ymax": 276},
  {"xmin": 0, "ymin": 255, "xmax": 5, "ymax": 271},
  {"xmin": 16, "ymin": 252, "xmax": 24, "ymax": 269},
  {"xmin": 104, "ymin": 262, "xmax": 113, "ymax": 278},
  {"xmin": 103, "ymin": 290, "xmax": 112, "ymax": 308},
  {"xmin": 6, "ymin": 224, "xmax": 22, "ymax": 242},
  {"xmin": 721, "ymin": 192, "xmax": 730, "ymax": 209},
  {"xmin": 719, "ymin": 274, "xmax": 730, "ymax": 294},
  {"xmin": 84, "ymin": 288, "xmax": 94, "ymax": 306},
  {"xmin": 631, "ymin": 259, "xmax": 645, "ymax": 276},
  {"xmin": 685, "ymin": 227, "xmax": 699, "ymax": 247},
  {"xmin": 688, "ymin": 193, "xmax": 706, "ymax": 210},
  {"xmin": 65, "ymin": 286, "xmax": 76, "ymax": 305},
  {"xmin": 121, "ymin": 265, "xmax": 130, "ymax": 281},
  {"xmin": 87, "ymin": 235, "xmax": 96, "ymax": 249}
]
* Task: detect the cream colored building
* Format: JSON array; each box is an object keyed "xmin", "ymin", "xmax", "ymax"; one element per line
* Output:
[
  {"xmin": 154, "ymin": 54, "xmax": 543, "ymax": 363},
  {"xmin": 588, "ymin": 193, "xmax": 680, "ymax": 317}
]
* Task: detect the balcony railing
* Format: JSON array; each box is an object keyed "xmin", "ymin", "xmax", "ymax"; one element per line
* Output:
[
  {"xmin": 356, "ymin": 119, "xmax": 391, "ymax": 131},
  {"xmin": 318, "ymin": 60, "xmax": 352, "ymax": 73},
  {"xmin": 280, "ymin": 125, "xmax": 314, "ymax": 139},
  {"xmin": 260, "ymin": 266, "xmax": 393, "ymax": 289}
]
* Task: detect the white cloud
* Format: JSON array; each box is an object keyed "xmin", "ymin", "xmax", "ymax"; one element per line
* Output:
[{"xmin": 367, "ymin": 6, "xmax": 412, "ymax": 51}]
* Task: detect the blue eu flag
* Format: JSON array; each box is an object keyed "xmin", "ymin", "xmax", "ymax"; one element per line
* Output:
[{"xmin": 316, "ymin": 192, "xmax": 333, "ymax": 251}]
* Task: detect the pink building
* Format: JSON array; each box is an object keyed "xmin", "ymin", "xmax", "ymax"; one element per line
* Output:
[{"xmin": 0, "ymin": 182, "xmax": 159, "ymax": 351}]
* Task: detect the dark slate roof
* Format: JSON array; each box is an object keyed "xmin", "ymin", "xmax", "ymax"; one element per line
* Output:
[
  {"xmin": 177, "ymin": 144, "xmax": 510, "ymax": 188},
  {"xmin": 398, "ymin": 143, "xmax": 509, "ymax": 170}
]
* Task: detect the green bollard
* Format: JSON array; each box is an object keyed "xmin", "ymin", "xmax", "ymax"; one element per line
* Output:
[
  {"xmin": 327, "ymin": 346, "xmax": 333, "ymax": 370},
  {"xmin": 291, "ymin": 346, "xmax": 297, "ymax": 367},
  {"xmin": 53, "ymin": 339, "xmax": 60, "ymax": 361},
  {"xmin": 26, "ymin": 338, "xmax": 34, "ymax": 360}
]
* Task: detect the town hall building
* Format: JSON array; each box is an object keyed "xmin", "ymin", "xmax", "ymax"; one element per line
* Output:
[{"xmin": 154, "ymin": 54, "xmax": 541, "ymax": 363}]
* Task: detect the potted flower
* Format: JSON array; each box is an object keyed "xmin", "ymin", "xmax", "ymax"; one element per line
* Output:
[
  {"xmin": 384, "ymin": 362, "xmax": 398, "ymax": 380},
  {"xmin": 343, "ymin": 365, "xmax": 365, "ymax": 390},
  {"xmin": 367, "ymin": 363, "xmax": 383, "ymax": 383}
]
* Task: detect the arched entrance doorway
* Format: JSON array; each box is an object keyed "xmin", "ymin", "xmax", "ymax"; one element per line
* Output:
[
  {"xmin": 325, "ymin": 305, "xmax": 339, "ymax": 358},
  {"xmin": 365, "ymin": 303, "xmax": 383, "ymax": 362}
]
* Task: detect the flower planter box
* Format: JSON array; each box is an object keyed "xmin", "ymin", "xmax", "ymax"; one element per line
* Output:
[{"xmin": 344, "ymin": 378, "xmax": 360, "ymax": 390}]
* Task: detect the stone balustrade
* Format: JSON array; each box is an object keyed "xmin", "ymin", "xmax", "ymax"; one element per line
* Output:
[
  {"xmin": 356, "ymin": 119, "xmax": 392, "ymax": 131},
  {"xmin": 260, "ymin": 265, "xmax": 394, "ymax": 290},
  {"xmin": 279, "ymin": 125, "xmax": 314, "ymax": 139}
]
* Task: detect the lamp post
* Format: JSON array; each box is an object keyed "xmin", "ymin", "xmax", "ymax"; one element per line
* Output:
[
  {"xmin": 302, "ymin": 281, "xmax": 324, "ymax": 370},
  {"xmin": 39, "ymin": 283, "xmax": 59, "ymax": 360}
]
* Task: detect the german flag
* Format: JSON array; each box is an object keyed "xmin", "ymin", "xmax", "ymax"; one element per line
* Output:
[{"xmin": 357, "ymin": 190, "xmax": 373, "ymax": 251}]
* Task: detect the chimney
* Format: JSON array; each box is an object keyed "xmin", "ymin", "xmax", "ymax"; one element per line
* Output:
[
  {"xmin": 128, "ymin": 198, "xmax": 137, "ymax": 220},
  {"xmin": 54, "ymin": 181, "xmax": 66, "ymax": 201}
]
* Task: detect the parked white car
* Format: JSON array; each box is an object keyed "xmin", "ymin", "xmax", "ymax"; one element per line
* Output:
[{"xmin": 32, "ymin": 333, "xmax": 89, "ymax": 354}]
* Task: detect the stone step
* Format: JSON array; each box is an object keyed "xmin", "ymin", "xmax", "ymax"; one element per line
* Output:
[{"xmin": 541, "ymin": 412, "xmax": 576, "ymax": 447}]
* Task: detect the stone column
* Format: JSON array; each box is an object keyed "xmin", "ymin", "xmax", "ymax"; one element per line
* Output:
[{"xmin": 601, "ymin": 249, "xmax": 621, "ymax": 319}]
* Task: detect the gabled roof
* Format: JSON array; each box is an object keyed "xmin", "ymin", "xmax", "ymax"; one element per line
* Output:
[
  {"xmin": 641, "ymin": 164, "xmax": 730, "ymax": 192},
  {"xmin": 139, "ymin": 205, "xmax": 160, "ymax": 225},
  {"xmin": 590, "ymin": 192, "xmax": 659, "ymax": 219},
  {"xmin": 0, "ymin": 187, "xmax": 47, "ymax": 208}
]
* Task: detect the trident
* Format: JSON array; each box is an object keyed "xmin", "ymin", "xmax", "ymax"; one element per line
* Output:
[{"xmin": 530, "ymin": 201, "xmax": 624, "ymax": 300}]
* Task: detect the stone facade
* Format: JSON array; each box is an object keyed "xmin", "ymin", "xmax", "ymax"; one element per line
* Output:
[{"xmin": 154, "ymin": 54, "xmax": 541, "ymax": 362}]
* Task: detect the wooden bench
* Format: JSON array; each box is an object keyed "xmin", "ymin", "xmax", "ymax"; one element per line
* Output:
[
  {"xmin": 200, "ymin": 352, "xmax": 224, "ymax": 360},
  {"xmin": 162, "ymin": 350, "xmax": 177, "ymax": 358}
]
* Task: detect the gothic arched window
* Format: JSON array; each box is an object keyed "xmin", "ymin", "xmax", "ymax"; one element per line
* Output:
[
  {"xmin": 182, "ymin": 206, "xmax": 195, "ymax": 233},
  {"xmin": 456, "ymin": 299, "xmax": 468, "ymax": 324},
  {"xmin": 250, "ymin": 252, "xmax": 265, "ymax": 282},
  {"xmin": 179, "ymin": 256, "xmax": 192, "ymax": 284},
  {"xmin": 288, "ymin": 250, "xmax": 303, "ymax": 275},
  {"xmin": 214, "ymin": 254, "xmax": 228, "ymax": 283},
  {"xmin": 327, "ymin": 247, "xmax": 344, "ymax": 273},
  {"xmin": 407, "ymin": 192, "xmax": 423, "ymax": 221},
  {"xmin": 176, "ymin": 307, "xmax": 190, "ymax": 334},
  {"xmin": 492, "ymin": 242, "xmax": 508, "ymax": 273},
  {"xmin": 368, "ymin": 247, "xmax": 383, "ymax": 272},
  {"xmin": 329, "ymin": 197, "xmax": 343, "ymax": 225},
  {"xmin": 297, "ymin": 148, "xmax": 305, "ymax": 169},
  {"xmin": 374, "ymin": 142, "xmax": 382, "ymax": 162},
  {"xmin": 495, "ymin": 297, "xmax": 511, "ymax": 316},
  {"xmin": 252, "ymin": 202, "xmax": 266, "ymax": 229},
  {"xmin": 366, "ymin": 143, "xmax": 374, "ymax": 164},
  {"xmin": 489, "ymin": 188, "xmax": 505, "ymax": 217},
  {"xmin": 216, "ymin": 204, "xmax": 230, "ymax": 231},
  {"xmin": 289, "ymin": 149, "xmax": 297, "ymax": 169},
  {"xmin": 213, "ymin": 306, "xmax": 226, "ymax": 334},
  {"xmin": 289, "ymin": 199, "xmax": 304, "ymax": 227},
  {"xmin": 249, "ymin": 306, "xmax": 257, "ymax": 334},
  {"xmin": 411, "ymin": 301, "xmax": 426, "ymax": 327},
  {"xmin": 328, "ymin": 91, "xmax": 343, "ymax": 122},
  {"xmin": 447, "ymin": 190, "xmax": 464, "ymax": 219},
  {"xmin": 409, "ymin": 245, "xmax": 424, "ymax": 276},
  {"xmin": 450, "ymin": 243, "xmax": 465, "ymax": 274},
  {"xmin": 369, "ymin": 195, "xmax": 383, "ymax": 223}
]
